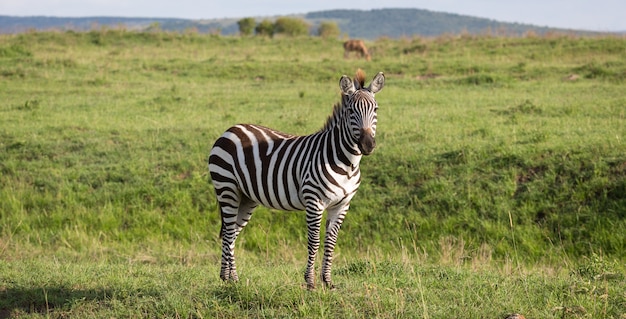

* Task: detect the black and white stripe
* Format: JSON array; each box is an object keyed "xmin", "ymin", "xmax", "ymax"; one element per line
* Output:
[{"xmin": 208, "ymin": 70, "xmax": 385, "ymax": 289}]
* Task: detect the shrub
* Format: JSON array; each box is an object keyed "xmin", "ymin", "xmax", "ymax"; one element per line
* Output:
[
  {"xmin": 237, "ymin": 18, "xmax": 256, "ymax": 36},
  {"xmin": 255, "ymin": 19, "xmax": 275, "ymax": 37},
  {"xmin": 317, "ymin": 21, "xmax": 340, "ymax": 39},
  {"xmin": 274, "ymin": 17, "xmax": 309, "ymax": 37}
]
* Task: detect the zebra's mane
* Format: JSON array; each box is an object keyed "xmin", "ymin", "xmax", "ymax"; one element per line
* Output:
[
  {"xmin": 321, "ymin": 101, "xmax": 345, "ymax": 132},
  {"xmin": 355, "ymin": 69, "xmax": 365, "ymax": 88},
  {"xmin": 320, "ymin": 69, "xmax": 366, "ymax": 133}
]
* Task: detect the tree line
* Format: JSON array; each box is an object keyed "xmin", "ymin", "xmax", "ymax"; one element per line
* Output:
[{"xmin": 237, "ymin": 17, "xmax": 341, "ymax": 38}]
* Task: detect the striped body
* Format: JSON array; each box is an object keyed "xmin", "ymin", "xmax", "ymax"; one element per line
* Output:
[
  {"xmin": 209, "ymin": 70, "xmax": 385, "ymax": 289},
  {"xmin": 210, "ymin": 123, "xmax": 362, "ymax": 212}
]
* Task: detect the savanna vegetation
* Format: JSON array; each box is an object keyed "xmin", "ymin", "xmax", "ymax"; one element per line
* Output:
[{"xmin": 0, "ymin": 30, "xmax": 625, "ymax": 318}]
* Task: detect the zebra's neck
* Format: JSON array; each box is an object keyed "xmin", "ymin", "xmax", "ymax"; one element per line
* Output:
[
  {"xmin": 322, "ymin": 119, "xmax": 362, "ymax": 173},
  {"xmin": 316, "ymin": 100, "xmax": 362, "ymax": 172}
]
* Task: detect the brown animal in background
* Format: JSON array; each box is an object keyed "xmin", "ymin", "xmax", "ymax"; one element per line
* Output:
[{"xmin": 343, "ymin": 40, "xmax": 371, "ymax": 61}]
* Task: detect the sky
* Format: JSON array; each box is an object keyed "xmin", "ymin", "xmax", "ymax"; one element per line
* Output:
[{"xmin": 1, "ymin": 0, "xmax": 625, "ymax": 32}]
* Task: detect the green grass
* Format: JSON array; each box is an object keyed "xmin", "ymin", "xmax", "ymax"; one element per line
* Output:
[
  {"xmin": 1, "ymin": 30, "xmax": 625, "ymax": 317},
  {"xmin": 1, "ymin": 250, "xmax": 624, "ymax": 318}
]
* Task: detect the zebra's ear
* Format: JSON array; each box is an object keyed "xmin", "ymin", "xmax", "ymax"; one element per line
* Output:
[
  {"xmin": 340, "ymin": 75, "xmax": 356, "ymax": 95},
  {"xmin": 368, "ymin": 72, "xmax": 385, "ymax": 94}
]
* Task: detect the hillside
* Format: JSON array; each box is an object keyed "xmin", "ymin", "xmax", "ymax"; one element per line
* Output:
[
  {"xmin": 0, "ymin": 15, "xmax": 238, "ymax": 34},
  {"xmin": 0, "ymin": 8, "xmax": 603, "ymax": 38},
  {"xmin": 306, "ymin": 8, "xmax": 560, "ymax": 38}
]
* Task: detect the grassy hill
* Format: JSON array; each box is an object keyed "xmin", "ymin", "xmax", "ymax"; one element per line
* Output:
[
  {"xmin": 0, "ymin": 30, "xmax": 625, "ymax": 317},
  {"xmin": 0, "ymin": 8, "xmax": 608, "ymax": 38},
  {"xmin": 0, "ymin": 15, "xmax": 238, "ymax": 34},
  {"xmin": 306, "ymin": 8, "xmax": 562, "ymax": 38}
]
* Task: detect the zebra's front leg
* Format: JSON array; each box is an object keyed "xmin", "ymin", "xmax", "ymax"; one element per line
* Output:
[
  {"xmin": 304, "ymin": 210, "xmax": 323, "ymax": 289},
  {"xmin": 321, "ymin": 207, "xmax": 348, "ymax": 288}
]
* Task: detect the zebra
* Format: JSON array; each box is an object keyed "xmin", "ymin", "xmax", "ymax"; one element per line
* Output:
[{"xmin": 208, "ymin": 69, "xmax": 385, "ymax": 289}]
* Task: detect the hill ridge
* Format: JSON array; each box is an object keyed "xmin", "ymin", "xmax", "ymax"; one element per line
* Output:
[{"xmin": 0, "ymin": 8, "xmax": 608, "ymax": 38}]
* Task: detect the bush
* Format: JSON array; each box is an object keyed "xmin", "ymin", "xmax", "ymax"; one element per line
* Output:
[
  {"xmin": 237, "ymin": 18, "xmax": 256, "ymax": 36},
  {"xmin": 274, "ymin": 17, "xmax": 309, "ymax": 37},
  {"xmin": 255, "ymin": 19, "xmax": 275, "ymax": 37},
  {"xmin": 317, "ymin": 21, "xmax": 340, "ymax": 39}
]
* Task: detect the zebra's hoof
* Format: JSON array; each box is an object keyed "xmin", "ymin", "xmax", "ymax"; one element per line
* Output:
[
  {"xmin": 323, "ymin": 282, "xmax": 337, "ymax": 290},
  {"xmin": 219, "ymin": 273, "xmax": 239, "ymax": 282}
]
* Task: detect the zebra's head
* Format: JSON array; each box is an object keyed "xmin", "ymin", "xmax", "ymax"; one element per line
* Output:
[{"xmin": 339, "ymin": 70, "xmax": 385, "ymax": 156}]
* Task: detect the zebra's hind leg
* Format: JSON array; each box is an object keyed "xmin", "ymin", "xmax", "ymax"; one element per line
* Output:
[
  {"xmin": 219, "ymin": 202, "xmax": 238, "ymax": 282},
  {"xmin": 219, "ymin": 195, "xmax": 257, "ymax": 282},
  {"xmin": 321, "ymin": 205, "xmax": 349, "ymax": 289},
  {"xmin": 304, "ymin": 208, "xmax": 323, "ymax": 289}
]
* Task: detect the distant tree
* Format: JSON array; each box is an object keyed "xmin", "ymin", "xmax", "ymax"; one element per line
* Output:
[
  {"xmin": 255, "ymin": 19, "xmax": 275, "ymax": 37},
  {"xmin": 274, "ymin": 17, "xmax": 309, "ymax": 37},
  {"xmin": 237, "ymin": 17, "xmax": 256, "ymax": 36},
  {"xmin": 317, "ymin": 21, "xmax": 341, "ymax": 39}
]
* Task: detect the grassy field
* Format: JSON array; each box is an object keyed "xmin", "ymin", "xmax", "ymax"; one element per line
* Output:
[{"xmin": 1, "ymin": 30, "xmax": 625, "ymax": 318}]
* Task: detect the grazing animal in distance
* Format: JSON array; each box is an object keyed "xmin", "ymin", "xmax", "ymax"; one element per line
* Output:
[
  {"xmin": 344, "ymin": 39, "xmax": 371, "ymax": 61},
  {"xmin": 208, "ymin": 69, "xmax": 385, "ymax": 289}
]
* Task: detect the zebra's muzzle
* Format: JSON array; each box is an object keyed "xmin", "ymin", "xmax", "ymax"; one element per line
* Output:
[{"xmin": 358, "ymin": 128, "xmax": 376, "ymax": 155}]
